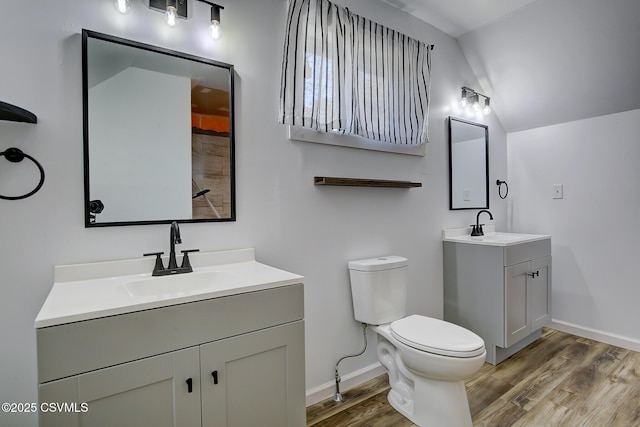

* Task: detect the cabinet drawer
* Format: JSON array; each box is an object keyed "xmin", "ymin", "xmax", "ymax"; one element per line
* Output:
[
  {"xmin": 504, "ymin": 239, "xmax": 551, "ymax": 266},
  {"xmin": 37, "ymin": 284, "xmax": 304, "ymax": 383}
]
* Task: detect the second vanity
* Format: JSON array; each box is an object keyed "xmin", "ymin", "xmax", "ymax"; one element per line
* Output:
[
  {"xmin": 443, "ymin": 226, "xmax": 552, "ymax": 365},
  {"xmin": 35, "ymin": 248, "xmax": 305, "ymax": 427}
]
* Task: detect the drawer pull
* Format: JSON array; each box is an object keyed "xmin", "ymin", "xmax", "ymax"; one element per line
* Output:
[
  {"xmin": 528, "ymin": 271, "xmax": 540, "ymax": 278},
  {"xmin": 212, "ymin": 370, "xmax": 219, "ymax": 385},
  {"xmin": 186, "ymin": 377, "xmax": 193, "ymax": 393}
]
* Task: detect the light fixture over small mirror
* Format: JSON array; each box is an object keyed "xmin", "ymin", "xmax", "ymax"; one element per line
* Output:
[{"xmin": 460, "ymin": 86, "xmax": 491, "ymax": 116}]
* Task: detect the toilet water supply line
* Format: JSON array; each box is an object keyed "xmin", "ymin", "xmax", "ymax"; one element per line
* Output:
[{"xmin": 333, "ymin": 323, "xmax": 368, "ymax": 402}]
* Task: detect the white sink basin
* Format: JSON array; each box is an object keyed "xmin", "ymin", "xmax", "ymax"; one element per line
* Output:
[{"xmin": 123, "ymin": 271, "xmax": 241, "ymax": 297}]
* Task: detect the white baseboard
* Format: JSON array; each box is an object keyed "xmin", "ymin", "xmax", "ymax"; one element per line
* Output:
[
  {"xmin": 305, "ymin": 362, "xmax": 386, "ymax": 407},
  {"xmin": 550, "ymin": 319, "xmax": 640, "ymax": 352}
]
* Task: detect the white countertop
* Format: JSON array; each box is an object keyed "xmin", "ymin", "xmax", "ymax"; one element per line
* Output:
[
  {"xmin": 35, "ymin": 248, "xmax": 304, "ymax": 328},
  {"xmin": 442, "ymin": 226, "xmax": 551, "ymax": 247}
]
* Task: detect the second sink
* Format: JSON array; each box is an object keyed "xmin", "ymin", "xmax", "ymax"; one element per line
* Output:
[
  {"xmin": 470, "ymin": 232, "xmax": 533, "ymax": 244},
  {"xmin": 442, "ymin": 226, "xmax": 551, "ymax": 247}
]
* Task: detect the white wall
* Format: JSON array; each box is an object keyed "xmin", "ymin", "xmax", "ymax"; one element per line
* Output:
[
  {"xmin": 508, "ymin": 109, "xmax": 640, "ymax": 344},
  {"xmin": 0, "ymin": 1, "xmax": 506, "ymax": 425}
]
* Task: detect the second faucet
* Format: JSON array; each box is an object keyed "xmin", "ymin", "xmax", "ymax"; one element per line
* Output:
[{"xmin": 471, "ymin": 210, "xmax": 493, "ymax": 237}]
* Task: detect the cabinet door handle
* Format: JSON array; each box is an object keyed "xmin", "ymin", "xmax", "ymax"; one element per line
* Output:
[
  {"xmin": 528, "ymin": 271, "xmax": 540, "ymax": 278},
  {"xmin": 212, "ymin": 370, "xmax": 218, "ymax": 385},
  {"xmin": 186, "ymin": 377, "xmax": 193, "ymax": 393}
]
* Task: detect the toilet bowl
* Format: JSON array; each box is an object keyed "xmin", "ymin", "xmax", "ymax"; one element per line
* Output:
[{"xmin": 348, "ymin": 256, "xmax": 486, "ymax": 427}]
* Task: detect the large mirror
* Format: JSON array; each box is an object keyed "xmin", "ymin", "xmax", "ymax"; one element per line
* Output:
[
  {"xmin": 82, "ymin": 30, "xmax": 235, "ymax": 227},
  {"xmin": 448, "ymin": 117, "xmax": 489, "ymax": 210}
]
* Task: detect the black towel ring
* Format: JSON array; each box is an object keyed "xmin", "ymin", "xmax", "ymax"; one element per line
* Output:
[
  {"xmin": 0, "ymin": 147, "xmax": 45, "ymax": 200},
  {"xmin": 496, "ymin": 180, "xmax": 509, "ymax": 199}
]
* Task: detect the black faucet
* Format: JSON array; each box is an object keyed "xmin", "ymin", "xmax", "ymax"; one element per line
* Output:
[
  {"xmin": 143, "ymin": 221, "xmax": 199, "ymax": 276},
  {"xmin": 471, "ymin": 210, "xmax": 494, "ymax": 236},
  {"xmin": 168, "ymin": 221, "xmax": 182, "ymax": 269}
]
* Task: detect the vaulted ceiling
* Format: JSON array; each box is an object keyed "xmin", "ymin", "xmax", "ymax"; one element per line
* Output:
[{"xmin": 383, "ymin": 0, "xmax": 640, "ymax": 132}]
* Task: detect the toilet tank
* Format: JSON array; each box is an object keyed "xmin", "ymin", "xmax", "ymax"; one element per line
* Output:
[{"xmin": 348, "ymin": 256, "xmax": 408, "ymax": 325}]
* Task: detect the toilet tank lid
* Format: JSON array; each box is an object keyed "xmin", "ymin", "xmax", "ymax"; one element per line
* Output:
[{"xmin": 348, "ymin": 256, "xmax": 408, "ymax": 272}]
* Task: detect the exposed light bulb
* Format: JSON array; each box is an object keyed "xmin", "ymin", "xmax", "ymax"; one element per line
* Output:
[
  {"xmin": 114, "ymin": 0, "xmax": 130, "ymax": 14},
  {"xmin": 209, "ymin": 20, "xmax": 221, "ymax": 40},
  {"xmin": 165, "ymin": 6, "xmax": 178, "ymax": 27},
  {"xmin": 459, "ymin": 88, "xmax": 468, "ymax": 108},
  {"xmin": 483, "ymin": 99, "xmax": 492, "ymax": 115},
  {"xmin": 208, "ymin": 5, "xmax": 222, "ymax": 40},
  {"xmin": 472, "ymin": 94, "xmax": 480, "ymax": 112}
]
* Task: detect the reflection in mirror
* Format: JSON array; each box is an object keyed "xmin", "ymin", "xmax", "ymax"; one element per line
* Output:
[
  {"xmin": 82, "ymin": 30, "xmax": 235, "ymax": 227},
  {"xmin": 448, "ymin": 117, "xmax": 489, "ymax": 210}
]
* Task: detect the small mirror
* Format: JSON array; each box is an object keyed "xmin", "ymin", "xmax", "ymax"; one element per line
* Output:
[
  {"xmin": 448, "ymin": 117, "xmax": 489, "ymax": 210},
  {"xmin": 82, "ymin": 30, "xmax": 235, "ymax": 227}
]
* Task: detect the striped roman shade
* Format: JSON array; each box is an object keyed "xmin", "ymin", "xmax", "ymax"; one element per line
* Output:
[{"xmin": 279, "ymin": 0, "xmax": 433, "ymax": 146}]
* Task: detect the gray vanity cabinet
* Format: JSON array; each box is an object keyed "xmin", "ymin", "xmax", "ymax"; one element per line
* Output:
[
  {"xmin": 444, "ymin": 238, "xmax": 552, "ymax": 364},
  {"xmin": 37, "ymin": 284, "xmax": 305, "ymax": 427}
]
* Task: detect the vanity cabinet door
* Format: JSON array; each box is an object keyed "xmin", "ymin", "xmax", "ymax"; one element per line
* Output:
[
  {"xmin": 504, "ymin": 256, "xmax": 552, "ymax": 348},
  {"xmin": 200, "ymin": 320, "xmax": 306, "ymax": 427},
  {"xmin": 39, "ymin": 347, "xmax": 201, "ymax": 427},
  {"xmin": 504, "ymin": 261, "xmax": 531, "ymax": 347},
  {"xmin": 530, "ymin": 256, "xmax": 552, "ymax": 331}
]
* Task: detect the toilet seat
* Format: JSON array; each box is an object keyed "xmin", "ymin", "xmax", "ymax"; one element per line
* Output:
[{"xmin": 390, "ymin": 315, "xmax": 485, "ymax": 358}]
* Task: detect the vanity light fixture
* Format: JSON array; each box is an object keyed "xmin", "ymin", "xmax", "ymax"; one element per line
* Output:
[{"xmin": 460, "ymin": 86, "xmax": 491, "ymax": 116}]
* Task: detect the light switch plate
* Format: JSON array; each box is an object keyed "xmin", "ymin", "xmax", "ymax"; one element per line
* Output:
[{"xmin": 552, "ymin": 184, "xmax": 563, "ymax": 199}]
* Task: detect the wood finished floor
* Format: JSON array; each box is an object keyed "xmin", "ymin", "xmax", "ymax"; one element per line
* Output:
[{"xmin": 307, "ymin": 328, "xmax": 640, "ymax": 426}]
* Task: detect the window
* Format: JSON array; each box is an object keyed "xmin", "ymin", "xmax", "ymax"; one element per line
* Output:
[{"xmin": 279, "ymin": 0, "xmax": 433, "ymax": 154}]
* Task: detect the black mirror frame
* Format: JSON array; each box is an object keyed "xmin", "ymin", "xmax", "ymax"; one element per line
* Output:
[
  {"xmin": 82, "ymin": 29, "xmax": 236, "ymax": 227},
  {"xmin": 448, "ymin": 116, "xmax": 489, "ymax": 210}
]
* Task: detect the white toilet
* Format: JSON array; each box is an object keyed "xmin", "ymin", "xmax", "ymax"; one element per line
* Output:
[{"xmin": 348, "ymin": 256, "xmax": 486, "ymax": 427}]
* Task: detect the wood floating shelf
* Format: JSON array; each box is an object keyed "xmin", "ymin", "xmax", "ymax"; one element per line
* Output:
[{"xmin": 314, "ymin": 176, "xmax": 422, "ymax": 188}]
